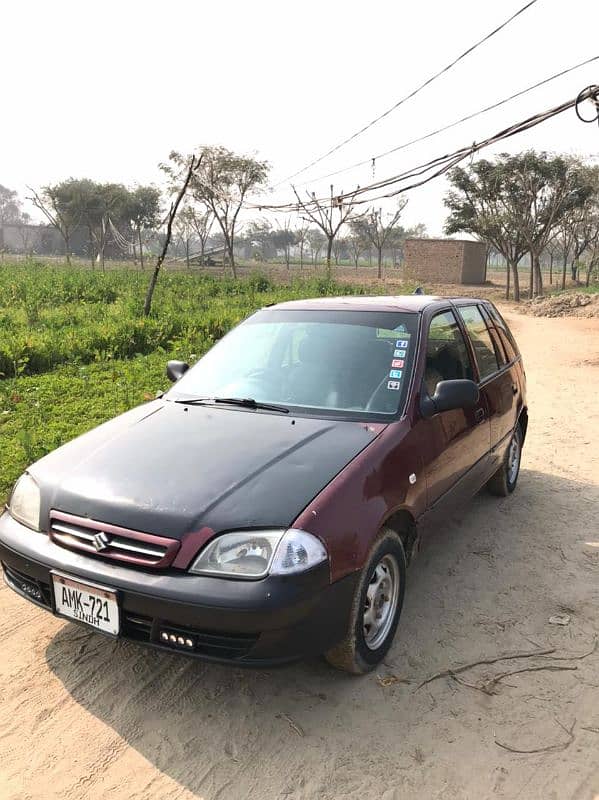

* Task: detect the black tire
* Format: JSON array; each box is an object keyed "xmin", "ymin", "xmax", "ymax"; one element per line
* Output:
[
  {"xmin": 487, "ymin": 423, "xmax": 523, "ymax": 497},
  {"xmin": 324, "ymin": 528, "xmax": 406, "ymax": 675}
]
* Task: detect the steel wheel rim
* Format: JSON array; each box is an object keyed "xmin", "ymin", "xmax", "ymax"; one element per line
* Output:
[
  {"xmin": 363, "ymin": 554, "xmax": 400, "ymax": 650},
  {"xmin": 507, "ymin": 432, "xmax": 521, "ymax": 484}
]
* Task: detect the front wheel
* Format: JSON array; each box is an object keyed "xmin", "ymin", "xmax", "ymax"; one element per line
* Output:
[
  {"xmin": 324, "ymin": 529, "xmax": 406, "ymax": 674},
  {"xmin": 487, "ymin": 424, "xmax": 522, "ymax": 496}
]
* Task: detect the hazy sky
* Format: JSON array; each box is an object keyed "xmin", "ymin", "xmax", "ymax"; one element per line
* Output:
[{"xmin": 3, "ymin": 0, "xmax": 599, "ymax": 234}]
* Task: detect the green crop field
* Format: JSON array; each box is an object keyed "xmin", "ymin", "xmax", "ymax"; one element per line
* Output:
[{"xmin": 0, "ymin": 260, "xmax": 393, "ymax": 501}]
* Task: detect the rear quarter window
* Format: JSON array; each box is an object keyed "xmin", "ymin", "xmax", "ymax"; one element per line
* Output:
[
  {"xmin": 485, "ymin": 303, "xmax": 520, "ymax": 361},
  {"xmin": 457, "ymin": 305, "xmax": 500, "ymax": 381}
]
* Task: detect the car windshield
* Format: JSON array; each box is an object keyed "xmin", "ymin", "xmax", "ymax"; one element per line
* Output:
[{"xmin": 167, "ymin": 308, "xmax": 419, "ymax": 418}]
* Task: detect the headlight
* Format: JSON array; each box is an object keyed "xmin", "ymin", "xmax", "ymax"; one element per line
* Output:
[
  {"xmin": 189, "ymin": 528, "xmax": 327, "ymax": 579},
  {"xmin": 8, "ymin": 473, "xmax": 41, "ymax": 531}
]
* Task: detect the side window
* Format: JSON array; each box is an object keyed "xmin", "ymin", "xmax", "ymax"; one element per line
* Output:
[
  {"xmin": 485, "ymin": 303, "xmax": 519, "ymax": 361},
  {"xmin": 458, "ymin": 305, "xmax": 500, "ymax": 381},
  {"xmin": 425, "ymin": 310, "xmax": 474, "ymax": 395},
  {"xmin": 480, "ymin": 305, "xmax": 508, "ymax": 367}
]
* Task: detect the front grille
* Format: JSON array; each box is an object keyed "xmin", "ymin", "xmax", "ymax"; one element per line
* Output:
[
  {"xmin": 3, "ymin": 563, "xmax": 52, "ymax": 608},
  {"xmin": 122, "ymin": 612, "xmax": 154, "ymax": 641},
  {"xmin": 49, "ymin": 511, "xmax": 180, "ymax": 569}
]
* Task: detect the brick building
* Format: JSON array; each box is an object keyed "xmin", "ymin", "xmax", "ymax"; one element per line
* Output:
[{"xmin": 404, "ymin": 238, "xmax": 487, "ymax": 285}]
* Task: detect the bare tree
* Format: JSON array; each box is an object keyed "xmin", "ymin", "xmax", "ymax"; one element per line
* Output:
[
  {"xmin": 347, "ymin": 227, "xmax": 367, "ymax": 268},
  {"xmin": 332, "ymin": 236, "xmax": 345, "ymax": 266},
  {"xmin": 351, "ymin": 200, "xmax": 408, "ymax": 279},
  {"xmin": 307, "ymin": 228, "xmax": 325, "ymax": 267},
  {"xmin": 189, "ymin": 206, "xmax": 214, "ymax": 265},
  {"xmin": 271, "ymin": 218, "xmax": 296, "ymax": 269},
  {"xmin": 144, "ymin": 155, "xmax": 201, "ymax": 316},
  {"xmin": 292, "ymin": 185, "xmax": 363, "ymax": 279},
  {"xmin": 175, "ymin": 206, "xmax": 195, "ymax": 268},
  {"xmin": 294, "ymin": 221, "xmax": 310, "ymax": 270}
]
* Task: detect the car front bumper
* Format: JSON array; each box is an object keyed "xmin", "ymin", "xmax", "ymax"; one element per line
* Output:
[{"xmin": 0, "ymin": 511, "xmax": 358, "ymax": 666}]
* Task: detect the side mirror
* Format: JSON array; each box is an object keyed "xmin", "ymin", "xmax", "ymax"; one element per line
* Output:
[
  {"xmin": 420, "ymin": 379, "xmax": 479, "ymax": 418},
  {"xmin": 166, "ymin": 360, "xmax": 190, "ymax": 382}
]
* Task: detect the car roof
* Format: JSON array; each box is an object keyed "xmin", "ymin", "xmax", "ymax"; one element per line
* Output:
[{"xmin": 269, "ymin": 295, "xmax": 488, "ymax": 313}]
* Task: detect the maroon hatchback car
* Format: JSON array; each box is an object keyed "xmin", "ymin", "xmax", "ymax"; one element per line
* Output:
[{"xmin": 1, "ymin": 295, "xmax": 527, "ymax": 673}]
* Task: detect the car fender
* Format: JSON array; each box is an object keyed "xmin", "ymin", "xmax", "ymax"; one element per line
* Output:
[{"xmin": 292, "ymin": 418, "xmax": 427, "ymax": 583}]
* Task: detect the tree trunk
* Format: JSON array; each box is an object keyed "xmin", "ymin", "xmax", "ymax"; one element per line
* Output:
[
  {"xmin": 144, "ymin": 153, "xmax": 198, "ymax": 316},
  {"xmin": 185, "ymin": 238, "xmax": 190, "ymax": 269},
  {"xmin": 561, "ymin": 253, "xmax": 567, "ymax": 290},
  {"xmin": 511, "ymin": 260, "xmax": 520, "ymax": 302},
  {"xmin": 586, "ymin": 261, "xmax": 594, "ymax": 287},
  {"xmin": 505, "ymin": 258, "xmax": 511, "ymax": 300},
  {"xmin": 326, "ymin": 237, "xmax": 333, "ymax": 280},
  {"xmin": 64, "ymin": 232, "xmax": 71, "ymax": 266},
  {"xmin": 299, "ymin": 242, "xmax": 304, "ymax": 270},
  {"xmin": 533, "ymin": 253, "xmax": 543, "ymax": 297},
  {"xmin": 88, "ymin": 226, "xmax": 94, "ymax": 268},
  {"xmin": 138, "ymin": 227, "xmax": 144, "ymax": 270},
  {"xmin": 377, "ymin": 248, "xmax": 383, "ymax": 280},
  {"xmin": 528, "ymin": 253, "xmax": 534, "ymax": 299},
  {"xmin": 549, "ymin": 252, "xmax": 553, "ymax": 284},
  {"xmin": 228, "ymin": 239, "xmax": 236, "ymax": 279}
]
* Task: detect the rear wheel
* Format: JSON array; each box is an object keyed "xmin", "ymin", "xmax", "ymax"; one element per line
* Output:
[
  {"xmin": 487, "ymin": 424, "xmax": 522, "ymax": 496},
  {"xmin": 324, "ymin": 528, "xmax": 406, "ymax": 674}
]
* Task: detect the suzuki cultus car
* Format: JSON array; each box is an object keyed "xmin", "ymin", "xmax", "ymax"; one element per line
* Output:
[{"xmin": 1, "ymin": 295, "xmax": 527, "ymax": 673}]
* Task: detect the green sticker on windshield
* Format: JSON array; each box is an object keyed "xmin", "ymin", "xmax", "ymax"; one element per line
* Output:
[{"xmin": 376, "ymin": 326, "xmax": 409, "ymax": 339}]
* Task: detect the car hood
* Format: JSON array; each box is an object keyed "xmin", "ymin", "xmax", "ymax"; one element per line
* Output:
[{"xmin": 31, "ymin": 400, "xmax": 382, "ymax": 540}]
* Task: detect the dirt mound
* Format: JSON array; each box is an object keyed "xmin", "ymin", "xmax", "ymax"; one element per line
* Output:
[{"xmin": 523, "ymin": 292, "xmax": 599, "ymax": 318}]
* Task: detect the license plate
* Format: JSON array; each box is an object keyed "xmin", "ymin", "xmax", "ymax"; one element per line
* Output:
[{"xmin": 51, "ymin": 572, "xmax": 120, "ymax": 635}]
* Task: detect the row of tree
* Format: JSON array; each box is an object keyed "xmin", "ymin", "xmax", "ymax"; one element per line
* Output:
[
  {"xmin": 4, "ymin": 145, "xmax": 423, "ymax": 280},
  {"xmin": 6, "ymin": 146, "xmax": 597, "ymax": 299},
  {"xmin": 444, "ymin": 151, "xmax": 599, "ymax": 299},
  {"xmin": 26, "ymin": 180, "xmax": 162, "ymax": 269},
  {"xmin": 171, "ymin": 215, "xmax": 426, "ymax": 272}
]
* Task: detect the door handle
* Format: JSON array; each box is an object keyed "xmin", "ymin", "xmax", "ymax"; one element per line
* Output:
[
  {"xmin": 474, "ymin": 408, "xmax": 485, "ymax": 423},
  {"xmin": 512, "ymin": 384, "xmax": 518, "ymax": 395}
]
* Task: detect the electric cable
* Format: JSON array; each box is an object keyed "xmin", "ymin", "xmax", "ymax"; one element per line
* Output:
[
  {"xmin": 288, "ymin": 55, "xmax": 599, "ymax": 189},
  {"xmin": 251, "ymin": 85, "xmax": 599, "ymax": 212},
  {"xmin": 272, "ymin": 0, "xmax": 540, "ymax": 187}
]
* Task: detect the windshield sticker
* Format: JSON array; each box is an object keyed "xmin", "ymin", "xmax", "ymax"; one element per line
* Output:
[
  {"xmin": 395, "ymin": 339, "xmax": 409, "ymax": 349},
  {"xmin": 393, "ymin": 349, "xmax": 406, "ymax": 358},
  {"xmin": 376, "ymin": 328, "xmax": 400, "ymax": 339},
  {"xmin": 389, "ymin": 369, "xmax": 403, "ymax": 379},
  {"xmin": 391, "ymin": 359, "xmax": 404, "ymax": 368},
  {"xmin": 387, "ymin": 380, "xmax": 401, "ymax": 391}
]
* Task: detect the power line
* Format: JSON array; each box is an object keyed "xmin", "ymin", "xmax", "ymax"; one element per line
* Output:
[
  {"xmin": 272, "ymin": 0, "xmax": 540, "ymax": 188},
  {"xmin": 253, "ymin": 85, "xmax": 599, "ymax": 212},
  {"xmin": 291, "ymin": 54, "xmax": 599, "ymax": 188}
]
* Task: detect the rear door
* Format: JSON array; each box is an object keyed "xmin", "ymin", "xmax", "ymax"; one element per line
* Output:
[
  {"xmin": 456, "ymin": 303, "xmax": 516, "ymax": 459},
  {"xmin": 419, "ymin": 308, "xmax": 491, "ymax": 513}
]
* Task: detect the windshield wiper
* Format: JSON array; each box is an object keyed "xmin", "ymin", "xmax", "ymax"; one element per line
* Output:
[{"xmin": 173, "ymin": 396, "xmax": 289, "ymax": 414}]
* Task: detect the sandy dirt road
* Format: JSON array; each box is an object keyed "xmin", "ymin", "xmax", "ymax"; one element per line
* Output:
[{"xmin": 1, "ymin": 309, "xmax": 598, "ymax": 800}]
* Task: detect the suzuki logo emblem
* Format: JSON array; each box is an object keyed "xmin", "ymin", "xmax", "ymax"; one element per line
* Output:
[{"xmin": 93, "ymin": 531, "xmax": 110, "ymax": 552}]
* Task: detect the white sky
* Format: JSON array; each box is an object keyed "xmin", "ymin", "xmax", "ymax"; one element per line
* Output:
[{"xmin": 3, "ymin": 0, "xmax": 599, "ymax": 234}]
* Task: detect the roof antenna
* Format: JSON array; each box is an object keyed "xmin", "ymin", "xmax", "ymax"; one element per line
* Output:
[{"xmin": 413, "ymin": 287, "xmax": 425, "ymax": 295}]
